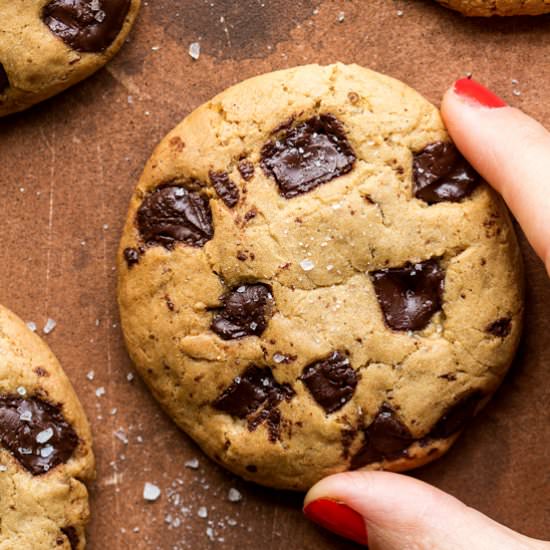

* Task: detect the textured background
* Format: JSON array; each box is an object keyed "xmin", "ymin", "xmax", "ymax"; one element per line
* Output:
[{"xmin": 1, "ymin": 1, "xmax": 549, "ymax": 548}]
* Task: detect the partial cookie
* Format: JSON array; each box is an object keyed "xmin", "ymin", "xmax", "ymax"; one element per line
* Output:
[
  {"xmin": 436, "ymin": 0, "xmax": 550, "ymax": 15},
  {"xmin": 118, "ymin": 63, "xmax": 523, "ymax": 491},
  {"xmin": 0, "ymin": 0, "xmax": 140, "ymax": 116},
  {"xmin": 0, "ymin": 305, "xmax": 94, "ymax": 549}
]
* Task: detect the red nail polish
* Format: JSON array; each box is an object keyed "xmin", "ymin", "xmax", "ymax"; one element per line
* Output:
[
  {"xmin": 304, "ymin": 498, "xmax": 368, "ymax": 546},
  {"xmin": 454, "ymin": 78, "xmax": 507, "ymax": 108}
]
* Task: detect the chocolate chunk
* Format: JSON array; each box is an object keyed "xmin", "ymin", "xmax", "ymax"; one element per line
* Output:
[
  {"xmin": 238, "ymin": 160, "xmax": 255, "ymax": 181},
  {"xmin": 351, "ymin": 404, "xmax": 414, "ymax": 468},
  {"xmin": 429, "ymin": 392, "xmax": 483, "ymax": 439},
  {"xmin": 0, "ymin": 396, "xmax": 78, "ymax": 475},
  {"xmin": 213, "ymin": 365, "xmax": 294, "ymax": 439},
  {"xmin": 211, "ymin": 283, "xmax": 273, "ymax": 340},
  {"xmin": 209, "ymin": 170, "xmax": 239, "ymax": 208},
  {"xmin": 60, "ymin": 527, "xmax": 79, "ymax": 550},
  {"xmin": 413, "ymin": 142, "xmax": 480, "ymax": 204},
  {"xmin": 300, "ymin": 351, "xmax": 358, "ymax": 413},
  {"xmin": 137, "ymin": 185, "xmax": 213, "ymax": 249},
  {"xmin": 486, "ymin": 317, "xmax": 511, "ymax": 338},
  {"xmin": 0, "ymin": 63, "xmax": 9, "ymax": 94},
  {"xmin": 371, "ymin": 259, "xmax": 445, "ymax": 331},
  {"xmin": 42, "ymin": 0, "xmax": 131, "ymax": 53},
  {"xmin": 261, "ymin": 115, "xmax": 356, "ymax": 198},
  {"xmin": 123, "ymin": 247, "xmax": 140, "ymax": 267}
]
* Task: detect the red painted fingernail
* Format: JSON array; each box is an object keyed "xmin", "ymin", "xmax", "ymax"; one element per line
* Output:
[
  {"xmin": 454, "ymin": 78, "xmax": 507, "ymax": 108},
  {"xmin": 304, "ymin": 498, "xmax": 368, "ymax": 546}
]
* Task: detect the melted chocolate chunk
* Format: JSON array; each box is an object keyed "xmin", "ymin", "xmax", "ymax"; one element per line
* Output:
[
  {"xmin": 238, "ymin": 160, "xmax": 255, "ymax": 181},
  {"xmin": 209, "ymin": 170, "xmax": 240, "ymax": 208},
  {"xmin": 486, "ymin": 317, "xmax": 511, "ymax": 338},
  {"xmin": 413, "ymin": 142, "xmax": 480, "ymax": 204},
  {"xmin": 261, "ymin": 115, "xmax": 356, "ymax": 198},
  {"xmin": 137, "ymin": 185, "xmax": 213, "ymax": 249},
  {"xmin": 300, "ymin": 351, "xmax": 358, "ymax": 413},
  {"xmin": 0, "ymin": 396, "xmax": 78, "ymax": 475},
  {"xmin": 0, "ymin": 63, "xmax": 9, "ymax": 94},
  {"xmin": 371, "ymin": 259, "xmax": 445, "ymax": 331},
  {"xmin": 211, "ymin": 283, "xmax": 273, "ymax": 340},
  {"xmin": 123, "ymin": 246, "xmax": 140, "ymax": 267},
  {"xmin": 213, "ymin": 365, "xmax": 294, "ymax": 440},
  {"xmin": 429, "ymin": 392, "xmax": 483, "ymax": 440},
  {"xmin": 351, "ymin": 404, "xmax": 414, "ymax": 468},
  {"xmin": 42, "ymin": 0, "xmax": 131, "ymax": 53},
  {"xmin": 61, "ymin": 527, "xmax": 79, "ymax": 550}
]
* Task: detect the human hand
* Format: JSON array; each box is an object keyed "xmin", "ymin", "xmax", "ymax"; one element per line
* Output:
[{"xmin": 302, "ymin": 78, "xmax": 550, "ymax": 550}]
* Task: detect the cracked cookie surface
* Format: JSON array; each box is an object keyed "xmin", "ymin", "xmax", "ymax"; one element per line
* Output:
[
  {"xmin": 118, "ymin": 63, "xmax": 523, "ymax": 490},
  {"xmin": 0, "ymin": 304, "xmax": 94, "ymax": 549},
  {"xmin": 0, "ymin": 0, "xmax": 140, "ymax": 116},
  {"xmin": 436, "ymin": 0, "xmax": 550, "ymax": 15}
]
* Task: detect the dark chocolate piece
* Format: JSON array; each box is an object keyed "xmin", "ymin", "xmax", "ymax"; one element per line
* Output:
[
  {"xmin": 413, "ymin": 142, "xmax": 480, "ymax": 204},
  {"xmin": 213, "ymin": 365, "xmax": 294, "ymax": 440},
  {"xmin": 209, "ymin": 170, "xmax": 239, "ymax": 208},
  {"xmin": 137, "ymin": 185, "xmax": 213, "ymax": 249},
  {"xmin": 211, "ymin": 283, "xmax": 273, "ymax": 340},
  {"xmin": 351, "ymin": 404, "xmax": 413, "ymax": 468},
  {"xmin": 261, "ymin": 115, "xmax": 356, "ymax": 198},
  {"xmin": 371, "ymin": 259, "xmax": 445, "ymax": 331},
  {"xmin": 61, "ymin": 527, "xmax": 79, "ymax": 550},
  {"xmin": 0, "ymin": 63, "xmax": 9, "ymax": 94},
  {"xmin": 429, "ymin": 392, "xmax": 483, "ymax": 440},
  {"xmin": 0, "ymin": 396, "xmax": 78, "ymax": 475},
  {"xmin": 238, "ymin": 160, "xmax": 255, "ymax": 181},
  {"xmin": 300, "ymin": 351, "xmax": 358, "ymax": 413},
  {"xmin": 123, "ymin": 246, "xmax": 140, "ymax": 267},
  {"xmin": 42, "ymin": 0, "xmax": 131, "ymax": 53},
  {"xmin": 486, "ymin": 317, "xmax": 511, "ymax": 338}
]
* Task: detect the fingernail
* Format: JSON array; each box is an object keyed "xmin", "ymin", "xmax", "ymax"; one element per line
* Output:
[
  {"xmin": 454, "ymin": 78, "xmax": 507, "ymax": 108},
  {"xmin": 303, "ymin": 498, "xmax": 368, "ymax": 546}
]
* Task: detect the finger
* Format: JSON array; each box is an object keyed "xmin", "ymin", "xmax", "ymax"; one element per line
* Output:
[
  {"xmin": 304, "ymin": 471, "xmax": 548, "ymax": 549},
  {"xmin": 441, "ymin": 78, "xmax": 550, "ymax": 272}
]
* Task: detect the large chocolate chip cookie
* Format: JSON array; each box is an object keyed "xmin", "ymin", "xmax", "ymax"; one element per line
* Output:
[
  {"xmin": 0, "ymin": 0, "xmax": 140, "ymax": 116},
  {"xmin": 0, "ymin": 304, "xmax": 94, "ymax": 548},
  {"xmin": 118, "ymin": 63, "xmax": 523, "ymax": 490}
]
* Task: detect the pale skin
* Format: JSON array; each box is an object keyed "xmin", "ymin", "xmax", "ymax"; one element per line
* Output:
[{"xmin": 304, "ymin": 84, "xmax": 550, "ymax": 549}]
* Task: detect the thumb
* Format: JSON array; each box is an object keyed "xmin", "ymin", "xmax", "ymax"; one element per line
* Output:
[
  {"xmin": 441, "ymin": 78, "xmax": 550, "ymax": 273},
  {"xmin": 303, "ymin": 471, "xmax": 548, "ymax": 549}
]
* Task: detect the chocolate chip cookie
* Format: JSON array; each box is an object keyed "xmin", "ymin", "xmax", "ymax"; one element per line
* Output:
[
  {"xmin": 0, "ymin": 0, "xmax": 140, "ymax": 117},
  {"xmin": 436, "ymin": 0, "xmax": 550, "ymax": 15},
  {"xmin": 0, "ymin": 304, "xmax": 94, "ymax": 548},
  {"xmin": 118, "ymin": 63, "xmax": 523, "ymax": 490}
]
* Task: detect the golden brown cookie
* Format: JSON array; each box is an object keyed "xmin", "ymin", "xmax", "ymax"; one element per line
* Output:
[
  {"xmin": 0, "ymin": 0, "xmax": 140, "ymax": 117},
  {"xmin": 436, "ymin": 0, "xmax": 550, "ymax": 15},
  {"xmin": 118, "ymin": 63, "xmax": 523, "ymax": 490},
  {"xmin": 0, "ymin": 304, "xmax": 94, "ymax": 549}
]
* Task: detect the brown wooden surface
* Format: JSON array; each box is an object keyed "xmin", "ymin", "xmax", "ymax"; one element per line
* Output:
[{"xmin": 1, "ymin": 1, "xmax": 550, "ymax": 548}]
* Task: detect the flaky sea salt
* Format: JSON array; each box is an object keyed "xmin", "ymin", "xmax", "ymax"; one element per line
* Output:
[
  {"xmin": 40, "ymin": 445, "xmax": 54, "ymax": 458},
  {"xmin": 26, "ymin": 321, "xmax": 37, "ymax": 332},
  {"xmin": 299, "ymin": 259, "xmax": 315, "ymax": 271},
  {"xmin": 86, "ymin": 371, "xmax": 95, "ymax": 381},
  {"xmin": 184, "ymin": 458, "xmax": 199, "ymax": 470},
  {"xmin": 36, "ymin": 428, "xmax": 54, "ymax": 444},
  {"xmin": 227, "ymin": 488, "xmax": 242, "ymax": 502},
  {"xmin": 143, "ymin": 482, "xmax": 161, "ymax": 501},
  {"xmin": 197, "ymin": 506, "xmax": 208, "ymax": 518},
  {"xmin": 16, "ymin": 386, "xmax": 26, "ymax": 396},
  {"xmin": 188, "ymin": 42, "xmax": 201, "ymax": 60},
  {"xmin": 95, "ymin": 386, "xmax": 106, "ymax": 397},
  {"xmin": 43, "ymin": 318, "xmax": 57, "ymax": 335}
]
